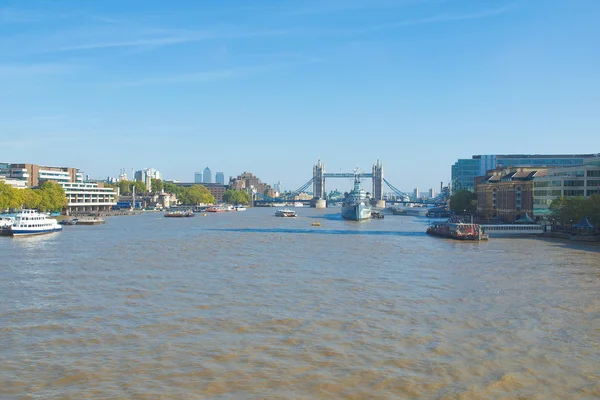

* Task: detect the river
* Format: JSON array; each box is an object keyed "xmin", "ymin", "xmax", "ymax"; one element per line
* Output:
[{"xmin": 1, "ymin": 207, "xmax": 598, "ymax": 399}]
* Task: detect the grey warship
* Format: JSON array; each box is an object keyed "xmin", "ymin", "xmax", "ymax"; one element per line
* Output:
[{"xmin": 341, "ymin": 172, "xmax": 372, "ymax": 221}]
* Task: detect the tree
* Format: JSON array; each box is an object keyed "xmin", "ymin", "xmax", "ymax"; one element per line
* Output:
[
  {"xmin": 132, "ymin": 180, "xmax": 147, "ymax": 194},
  {"xmin": 222, "ymin": 189, "xmax": 250, "ymax": 205},
  {"xmin": 180, "ymin": 185, "xmax": 215, "ymax": 205},
  {"xmin": 551, "ymin": 194, "xmax": 600, "ymax": 227},
  {"xmin": 151, "ymin": 178, "xmax": 163, "ymax": 193},
  {"xmin": 163, "ymin": 182, "xmax": 184, "ymax": 197},
  {"xmin": 449, "ymin": 190, "xmax": 477, "ymax": 215},
  {"xmin": 20, "ymin": 189, "xmax": 41, "ymax": 210},
  {"xmin": 0, "ymin": 181, "xmax": 22, "ymax": 211},
  {"xmin": 118, "ymin": 180, "xmax": 132, "ymax": 195},
  {"xmin": 36, "ymin": 181, "xmax": 67, "ymax": 212}
]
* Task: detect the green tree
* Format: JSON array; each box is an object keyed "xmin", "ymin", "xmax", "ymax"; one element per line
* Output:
[
  {"xmin": 222, "ymin": 189, "xmax": 250, "ymax": 205},
  {"xmin": 36, "ymin": 181, "xmax": 67, "ymax": 212},
  {"xmin": 163, "ymin": 181, "xmax": 184, "ymax": 197},
  {"xmin": 181, "ymin": 185, "xmax": 215, "ymax": 205},
  {"xmin": 21, "ymin": 189, "xmax": 41, "ymax": 210},
  {"xmin": 151, "ymin": 178, "xmax": 164, "ymax": 193},
  {"xmin": 449, "ymin": 190, "xmax": 477, "ymax": 215},
  {"xmin": 118, "ymin": 180, "xmax": 132, "ymax": 195},
  {"xmin": 132, "ymin": 180, "xmax": 146, "ymax": 194},
  {"xmin": 0, "ymin": 181, "xmax": 22, "ymax": 211},
  {"xmin": 551, "ymin": 194, "xmax": 600, "ymax": 227}
]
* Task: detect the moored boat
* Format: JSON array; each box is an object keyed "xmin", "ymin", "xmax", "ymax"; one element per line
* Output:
[
  {"xmin": 235, "ymin": 205, "xmax": 247, "ymax": 211},
  {"xmin": 164, "ymin": 210, "xmax": 194, "ymax": 217},
  {"xmin": 9, "ymin": 209, "xmax": 63, "ymax": 236},
  {"xmin": 426, "ymin": 216, "xmax": 487, "ymax": 241},
  {"xmin": 341, "ymin": 171, "xmax": 372, "ymax": 221},
  {"xmin": 76, "ymin": 217, "xmax": 106, "ymax": 225},
  {"xmin": 275, "ymin": 209, "xmax": 296, "ymax": 217}
]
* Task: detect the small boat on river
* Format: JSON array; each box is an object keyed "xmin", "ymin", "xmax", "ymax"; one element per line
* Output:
[
  {"xmin": 76, "ymin": 217, "xmax": 106, "ymax": 225},
  {"xmin": 275, "ymin": 209, "xmax": 296, "ymax": 217},
  {"xmin": 164, "ymin": 210, "xmax": 194, "ymax": 218}
]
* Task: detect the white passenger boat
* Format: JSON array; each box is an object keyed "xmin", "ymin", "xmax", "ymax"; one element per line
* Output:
[
  {"xmin": 275, "ymin": 209, "xmax": 296, "ymax": 217},
  {"xmin": 235, "ymin": 205, "xmax": 247, "ymax": 211},
  {"xmin": 293, "ymin": 202, "xmax": 304, "ymax": 207},
  {"xmin": 9, "ymin": 209, "xmax": 63, "ymax": 236},
  {"xmin": 0, "ymin": 216, "xmax": 14, "ymax": 229}
]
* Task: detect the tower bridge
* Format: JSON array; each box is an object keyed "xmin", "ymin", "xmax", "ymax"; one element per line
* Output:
[{"xmin": 253, "ymin": 159, "xmax": 447, "ymax": 207}]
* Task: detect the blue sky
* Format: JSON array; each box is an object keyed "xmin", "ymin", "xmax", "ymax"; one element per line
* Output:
[{"xmin": 1, "ymin": 0, "xmax": 599, "ymax": 193}]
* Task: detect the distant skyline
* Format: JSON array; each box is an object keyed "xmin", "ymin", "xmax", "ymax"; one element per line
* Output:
[{"xmin": 1, "ymin": 0, "xmax": 599, "ymax": 192}]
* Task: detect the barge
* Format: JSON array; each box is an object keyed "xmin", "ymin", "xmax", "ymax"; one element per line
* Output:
[{"xmin": 427, "ymin": 216, "xmax": 488, "ymax": 241}]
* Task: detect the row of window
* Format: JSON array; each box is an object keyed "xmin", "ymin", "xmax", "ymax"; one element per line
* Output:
[{"xmin": 483, "ymin": 225, "xmax": 542, "ymax": 231}]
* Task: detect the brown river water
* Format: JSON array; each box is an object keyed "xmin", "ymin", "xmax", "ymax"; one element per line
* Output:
[{"xmin": 1, "ymin": 208, "xmax": 599, "ymax": 399}]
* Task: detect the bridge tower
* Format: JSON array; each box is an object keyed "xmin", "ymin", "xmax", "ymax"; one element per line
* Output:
[
  {"xmin": 372, "ymin": 159, "xmax": 385, "ymax": 207},
  {"xmin": 313, "ymin": 159, "xmax": 325, "ymax": 199}
]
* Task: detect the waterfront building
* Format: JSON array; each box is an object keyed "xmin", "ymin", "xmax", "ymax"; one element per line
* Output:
[
  {"xmin": 194, "ymin": 172, "xmax": 203, "ymax": 183},
  {"xmin": 533, "ymin": 160, "xmax": 600, "ymax": 217},
  {"xmin": 475, "ymin": 167, "xmax": 547, "ymax": 223},
  {"xmin": 215, "ymin": 172, "xmax": 225, "ymax": 185},
  {"xmin": 61, "ymin": 182, "xmax": 117, "ymax": 215},
  {"xmin": 229, "ymin": 172, "xmax": 272, "ymax": 195},
  {"xmin": 0, "ymin": 163, "xmax": 83, "ymax": 188},
  {"xmin": 451, "ymin": 158, "xmax": 481, "ymax": 193},
  {"xmin": 203, "ymin": 167, "xmax": 212, "ymax": 183},
  {"xmin": 452, "ymin": 154, "xmax": 600, "ymax": 194}
]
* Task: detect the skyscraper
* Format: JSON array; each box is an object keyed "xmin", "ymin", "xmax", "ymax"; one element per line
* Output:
[
  {"xmin": 203, "ymin": 167, "xmax": 212, "ymax": 183},
  {"xmin": 414, "ymin": 188, "xmax": 420, "ymax": 199},
  {"xmin": 215, "ymin": 172, "xmax": 224, "ymax": 185},
  {"xmin": 194, "ymin": 172, "xmax": 203, "ymax": 183}
]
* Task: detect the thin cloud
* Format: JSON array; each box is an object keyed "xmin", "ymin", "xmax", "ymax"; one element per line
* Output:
[
  {"xmin": 0, "ymin": 63, "xmax": 76, "ymax": 77},
  {"xmin": 49, "ymin": 28, "xmax": 294, "ymax": 53},
  {"xmin": 116, "ymin": 64, "xmax": 282, "ymax": 87},
  {"xmin": 366, "ymin": 4, "xmax": 517, "ymax": 30}
]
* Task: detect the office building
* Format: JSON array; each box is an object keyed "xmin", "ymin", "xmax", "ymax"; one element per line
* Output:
[
  {"xmin": 533, "ymin": 159, "xmax": 600, "ymax": 216},
  {"xmin": 229, "ymin": 172, "xmax": 271, "ymax": 195},
  {"xmin": 135, "ymin": 168, "xmax": 161, "ymax": 192},
  {"xmin": 61, "ymin": 182, "xmax": 117, "ymax": 215},
  {"xmin": 194, "ymin": 172, "xmax": 203, "ymax": 183},
  {"xmin": 0, "ymin": 163, "xmax": 82, "ymax": 188},
  {"xmin": 215, "ymin": 172, "xmax": 225, "ymax": 185},
  {"xmin": 451, "ymin": 158, "xmax": 481, "ymax": 193},
  {"xmin": 429, "ymin": 188, "xmax": 436, "ymax": 199},
  {"xmin": 203, "ymin": 167, "xmax": 212, "ymax": 183},
  {"xmin": 452, "ymin": 154, "xmax": 600, "ymax": 193},
  {"xmin": 413, "ymin": 188, "xmax": 420, "ymax": 199}
]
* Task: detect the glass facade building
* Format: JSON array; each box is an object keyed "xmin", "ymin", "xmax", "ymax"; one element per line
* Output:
[{"xmin": 452, "ymin": 154, "xmax": 600, "ymax": 193}]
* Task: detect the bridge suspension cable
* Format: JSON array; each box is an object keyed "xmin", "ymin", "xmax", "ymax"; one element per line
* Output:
[
  {"xmin": 383, "ymin": 178, "xmax": 413, "ymax": 200},
  {"xmin": 255, "ymin": 178, "xmax": 314, "ymax": 201}
]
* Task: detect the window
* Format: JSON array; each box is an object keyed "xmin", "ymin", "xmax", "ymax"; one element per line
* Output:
[{"xmin": 587, "ymin": 170, "xmax": 600, "ymax": 177}]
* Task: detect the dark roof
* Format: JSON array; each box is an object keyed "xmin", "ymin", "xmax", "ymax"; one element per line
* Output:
[
  {"xmin": 515, "ymin": 212, "xmax": 534, "ymax": 224},
  {"xmin": 573, "ymin": 216, "xmax": 595, "ymax": 229}
]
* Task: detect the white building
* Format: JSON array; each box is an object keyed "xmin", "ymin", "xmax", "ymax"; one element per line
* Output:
[
  {"xmin": 414, "ymin": 188, "xmax": 420, "ymax": 199},
  {"xmin": 135, "ymin": 168, "xmax": 161, "ymax": 192},
  {"xmin": 60, "ymin": 182, "xmax": 117, "ymax": 215},
  {"xmin": 429, "ymin": 188, "xmax": 436, "ymax": 199}
]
